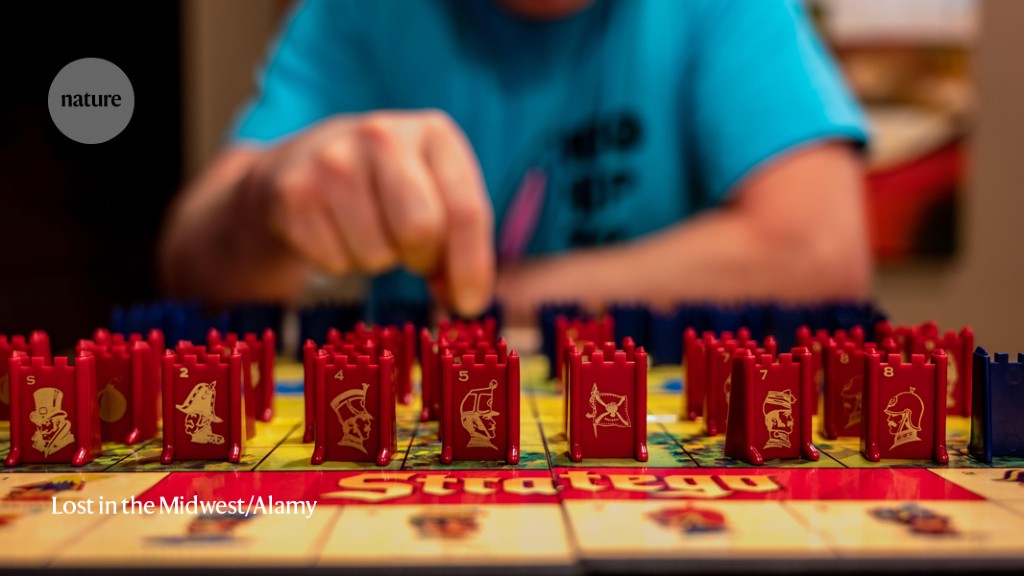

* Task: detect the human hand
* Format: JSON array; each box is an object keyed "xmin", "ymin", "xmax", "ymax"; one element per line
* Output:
[{"xmin": 240, "ymin": 110, "xmax": 494, "ymax": 315}]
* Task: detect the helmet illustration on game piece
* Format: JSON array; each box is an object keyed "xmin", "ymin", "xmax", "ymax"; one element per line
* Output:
[
  {"xmin": 841, "ymin": 375, "xmax": 863, "ymax": 429},
  {"xmin": 176, "ymin": 381, "xmax": 225, "ymax": 445},
  {"xmin": 331, "ymin": 383, "xmax": 373, "ymax": 454},
  {"xmin": 762, "ymin": 388, "xmax": 796, "ymax": 450},
  {"xmin": 460, "ymin": 379, "xmax": 499, "ymax": 449},
  {"xmin": 884, "ymin": 387, "xmax": 924, "ymax": 450},
  {"xmin": 946, "ymin": 352, "xmax": 958, "ymax": 408}
]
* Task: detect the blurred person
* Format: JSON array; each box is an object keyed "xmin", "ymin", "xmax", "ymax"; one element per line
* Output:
[{"xmin": 160, "ymin": 0, "xmax": 871, "ymax": 322}]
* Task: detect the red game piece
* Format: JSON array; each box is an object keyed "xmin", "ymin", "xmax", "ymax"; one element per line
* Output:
[
  {"xmin": 682, "ymin": 329, "xmax": 748, "ymax": 422},
  {"xmin": 161, "ymin": 347, "xmax": 244, "ymax": 464},
  {"xmin": 5, "ymin": 353, "xmax": 101, "ymax": 467},
  {"xmin": 796, "ymin": 326, "xmax": 865, "ymax": 415},
  {"xmin": 567, "ymin": 345, "xmax": 648, "ymax": 462},
  {"xmin": 209, "ymin": 328, "xmax": 276, "ymax": 422},
  {"xmin": 302, "ymin": 339, "xmax": 317, "ymax": 442},
  {"xmin": 724, "ymin": 349, "xmax": 819, "ymax": 465},
  {"xmin": 311, "ymin": 349, "xmax": 395, "ymax": 466},
  {"xmin": 438, "ymin": 317, "xmax": 497, "ymax": 346},
  {"xmin": 0, "ymin": 331, "xmax": 51, "ymax": 422},
  {"xmin": 77, "ymin": 333, "xmax": 161, "ymax": 445},
  {"xmin": 704, "ymin": 336, "xmax": 777, "ymax": 436},
  {"xmin": 909, "ymin": 325, "xmax": 974, "ymax": 417},
  {"xmin": 329, "ymin": 323, "xmax": 415, "ymax": 406},
  {"xmin": 562, "ymin": 339, "xmax": 635, "ymax": 434},
  {"xmin": 555, "ymin": 315, "xmax": 614, "ymax": 386},
  {"xmin": 440, "ymin": 347, "xmax": 520, "ymax": 464},
  {"xmin": 821, "ymin": 338, "xmax": 899, "ymax": 439},
  {"xmin": 189, "ymin": 339, "xmax": 256, "ymax": 440},
  {"xmin": 420, "ymin": 323, "xmax": 497, "ymax": 422},
  {"xmin": 861, "ymin": 351, "xmax": 949, "ymax": 464}
]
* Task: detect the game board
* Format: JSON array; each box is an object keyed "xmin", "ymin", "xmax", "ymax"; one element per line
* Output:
[{"xmin": 2, "ymin": 342, "xmax": 1024, "ymax": 574}]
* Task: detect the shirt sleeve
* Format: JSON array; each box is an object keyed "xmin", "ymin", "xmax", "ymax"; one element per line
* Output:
[
  {"xmin": 689, "ymin": 0, "xmax": 869, "ymax": 205},
  {"xmin": 231, "ymin": 0, "xmax": 377, "ymax": 145}
]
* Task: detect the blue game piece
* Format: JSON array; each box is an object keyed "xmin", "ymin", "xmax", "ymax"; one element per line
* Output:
[
  {"xmin": 610, "ymin": 303, "xmax": 651, "ymax": 349},
  {"xmin": 766, "ymin": 305, "xmax": 805, "ymax": 351},
  {"xmin": 298, "ymin": 301, "xmax": 364, "ymax": 357},
  {"xmin": 970, "ymin": 347, "xmax": 1024, "ymax": 463},
  {"xmin": 649, "ymin": 307, "xmax": 683, "ymax": 366},
  {"xmin": 740, "ymin": 304, "xmax": 768, "ymax": 342}
]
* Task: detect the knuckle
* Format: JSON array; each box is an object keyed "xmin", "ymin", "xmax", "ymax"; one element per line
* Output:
[
  {"xmin": 446, "ymin": 197, "xmax": 485, "ymax": 230},
  {"xmin": 420, "ymin": 109, "xmax": 456, "ymax": 134},
  {"xmin": 394, "ymin": 210, "xmax": 443, "ymax": 251},
  {"xmin": 356, "ymin": 112, "xmax": 401, "ymax": 149},
  {"xmin": 272, "ymin": 166, "xmax": 316, "ymax": 211},
  {"xmin": 313, "ymin": 142, "xmax": 358, "ymax": 184}
]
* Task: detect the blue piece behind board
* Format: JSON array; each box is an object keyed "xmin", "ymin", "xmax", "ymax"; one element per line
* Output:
[
  {"xmin": 609, "ymin": 303, "xmax": 651, "ymax": 350},
  {"xmin": 298, "ymin": 302, "xmax": 364, "ymax": 357},
  {"xmin": 970, "ymin": 347, "xmax": 1024, "ymax": 463}
]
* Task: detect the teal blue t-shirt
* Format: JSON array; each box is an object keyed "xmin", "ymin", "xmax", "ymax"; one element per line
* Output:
[{"xmin": 233, "ymin": 0, "xmax": 868, "ymax": 306}]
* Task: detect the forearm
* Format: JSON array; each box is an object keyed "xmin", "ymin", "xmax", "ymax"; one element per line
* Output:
[
  {"xmin": 159, "ymin": 148, "xmax": 310, "ymax": 304},
  {"xmin": 495, "ymin": 142, "xmax": 872, "ymax": 323}
]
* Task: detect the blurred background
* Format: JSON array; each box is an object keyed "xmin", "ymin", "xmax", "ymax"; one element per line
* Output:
[{"xmin": 1, "ymin": 0, "xmax": 1021, "ymax": 351}]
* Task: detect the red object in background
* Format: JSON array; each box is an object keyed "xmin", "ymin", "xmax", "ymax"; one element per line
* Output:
[
  {"xmin": 312, "ymin": 349, "xmax": 395, "ymax": 467},
  {"xmin": 874, "ymin": 321, "xmax": 973, "ymax": 417},
  {"xmin": 567, "ymin": 345, "xmax": 648, "ymax": 462},
  {"xmin": 867, "ymin": 141, "xmax": 963, "ymax": 262},
  {"xmin": 328, "ymin": 323, "xmax": 415, "ymax": 407},
  {"xmin": 161, "ymin": 347, "xmax": 244, "ymax": 464},
  {"xmin": 0, "ymin": 331, "xmax": 51, "ymax": 422},
  {"xmin": 440, "ymin": 348, "xmax": 520, "ymax": 465},
  {"xmin": 725, "ymin": 348, "xmax": 818, "ymax": 466},
  {"xmin": 861, "ymin": 351, "xmax": 948, "ymax": 464},
  {"xmin": 5, "ymin": 353, "xmax": 101, "ymax": 467}
]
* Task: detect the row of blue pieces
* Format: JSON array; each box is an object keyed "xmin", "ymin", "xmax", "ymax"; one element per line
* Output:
[{"xmin": 539, "ymin": 301, "xmax": 888, "ymax": 371}]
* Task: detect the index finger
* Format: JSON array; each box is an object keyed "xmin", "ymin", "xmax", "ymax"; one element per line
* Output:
[{"xmin": 422, "ymin": 114, "xmax": 495, "ymax": 316}]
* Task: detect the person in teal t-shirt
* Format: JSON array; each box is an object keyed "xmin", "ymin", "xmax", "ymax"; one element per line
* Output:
[{"xmin": 160, "ymin": 0, "xmax": 871, "ymax": 323}]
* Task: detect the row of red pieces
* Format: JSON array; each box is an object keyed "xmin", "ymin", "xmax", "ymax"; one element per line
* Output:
[
  {"xmin": 2, "ymin": 328, "xmax": 275, "ymax": 467},
  {"xmin": 683, "ymin": 326, "xmax": 951, "ymax": 464},
  {"xmin": 302, "ymin": 318, "xmax": 519, "ymax": 466},
  {"xmin": 723, "ymin": 347, "xmax": 949, "ymax": 465}
]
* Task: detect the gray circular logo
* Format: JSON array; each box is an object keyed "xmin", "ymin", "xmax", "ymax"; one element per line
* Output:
[{"xmin": 48, "ymin": 58, "xmax": 134, "ymax": 144}]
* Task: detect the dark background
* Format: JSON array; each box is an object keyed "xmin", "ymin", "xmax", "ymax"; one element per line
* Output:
[{"xmin": 0, "ymin": 3, "xmax": 182, "ymax": 351}]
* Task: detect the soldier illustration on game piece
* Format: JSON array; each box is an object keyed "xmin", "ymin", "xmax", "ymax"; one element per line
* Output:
[
  {"xmin": 330, "ymin": 383, "xmax": 373, "ymax": 454},
  {"xmin": 885, "ymin": 388, "xmax": 925, "ymax": 450},
  {"xmin": 586, "ymin": 383, "xmax": 630, "ymax": 438},
  {"xmin": 30, "ymin": 387, "xmax": 75, "ymax": 457},
  {"xmin": 176, "ymin": 381, "xmax": 225, "ymax": 445},
  {"xmin": 460, "ymin": 379, "xmax": 500, "ymax": 450},
  {"xmin": 763, "ymin": 389, "xmax": 796, "ymax": 450},
  {"xmin": 842, "ymin": 376, "xmax": 863, "ymax": 429}
]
